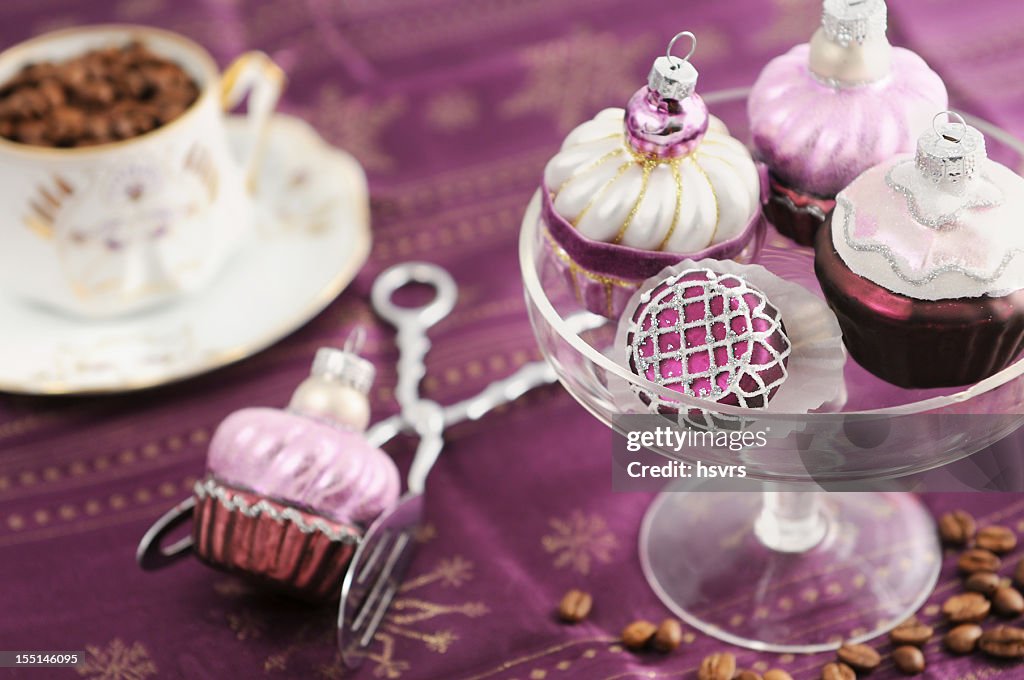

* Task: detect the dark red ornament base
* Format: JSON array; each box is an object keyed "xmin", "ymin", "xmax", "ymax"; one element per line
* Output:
[
  {"xmin": 763, "ymin": 177, "xmax": 836, "ymax": 247},
  {"xmin": 814, "ymin": 219, "xmax": 1024, "ymax": 389},
  {"xmin": 192, "ymin": 483, "xmax": 359, "ymax": 601}
]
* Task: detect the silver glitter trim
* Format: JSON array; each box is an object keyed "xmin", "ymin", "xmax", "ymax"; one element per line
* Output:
[
  {"xmin": 194, "ymin": 477, "xmax": 361, "ymax": 544},
  {"xmin": 627, "ymin": 268, "xmax": 791, "ymax": 409},
  {"xmin": 648, "ymin": 56, "xmax": 698, "ymax": 100},
  {"xmin": 821, "ymin": 0, "xmax": 887, "ymax": 47},
  {"xmin": 885, "ymin": 161, "xmax": 1003, "ymax": 231},
  {"xmin": 838, "ymin": 195, "xmax": 1024, "ymax": 288}
]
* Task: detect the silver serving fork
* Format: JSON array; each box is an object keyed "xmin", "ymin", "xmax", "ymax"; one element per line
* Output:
[{"xmin": 338, "ymin": 262, "xmax": 601, "ymax": 667}]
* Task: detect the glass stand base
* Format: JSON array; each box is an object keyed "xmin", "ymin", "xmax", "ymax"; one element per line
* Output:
[{"xmin": 639, "ymin": 490, "xmax": 940, "ymax": 654}]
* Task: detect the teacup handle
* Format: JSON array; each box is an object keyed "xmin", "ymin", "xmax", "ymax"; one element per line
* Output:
[{"xmin": 220, "ymin": 51, "xmax": 286, "ymax": 191}]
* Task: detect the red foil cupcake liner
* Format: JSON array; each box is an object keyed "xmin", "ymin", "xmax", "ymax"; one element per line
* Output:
[
  {"xmin": 192, "ymin": 477, "xmax": 360, "ymax": 601},
  {"xmin": 815, "ymin": 220, "xmax": 1024, "ymax": 388},
  {"xmin": 541, "ymin": 178, "xmax": 767, "ymax": 319},
  {"xmin": 763, "ymin": 175, "xmax": 836, "ymax": 247}
]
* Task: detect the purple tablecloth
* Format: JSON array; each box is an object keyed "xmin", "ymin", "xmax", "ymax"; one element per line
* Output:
[{"xmin": 1, "ymin": 1, "xmax": 1024, "ymax": 678}]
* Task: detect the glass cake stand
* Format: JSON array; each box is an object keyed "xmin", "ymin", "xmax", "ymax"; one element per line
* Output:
[{"xmin": 519, "ymin": 88, "xmax": 1024, "ymax": 653}]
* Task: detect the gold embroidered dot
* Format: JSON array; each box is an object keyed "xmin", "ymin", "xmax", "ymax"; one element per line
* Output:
[
  {"xmin": 923, "ymin": 604, "xmax": 940, "ymax": 617},
  {"xmin": 190, "ymin": 428, "xmax": 210, "ymax": 444},
  {"xmin": 0, "ymin": 476, "xmax": 9, "ymax": 490},
  {"xmin": 43, "ymin": 467, "xmax": 60, "ymax": 481},
  {"xmin": 34, "ymin": 509, "xmax": 50, "ymax": 525},
  {"xmin": 7, "ymin": 514, "xmax": 24, "ymax": 530},
  {"xmin": 780, "ymin": 654, "xmax": 795, "ymax": 664},
  {"xmin": 488, "ymin": 355, "xmax": 507, "ymax": 371},
  {"xmin": 141, "ymin": 444, "xmax": 159, "ymax": 458},
  {"xmin": 898, "ymin": 557, "xmax": 912, "ymax": 571},
  {"xmin": 778, "ymin": 597, "xmax": 793, "ymax": 611},
  {"xmin": 466, "ymin": 361, "xmax": 484, "ymax": 378},
  {"xmin": 582, "ymin": 649, "xmax": 597, "ymax": 659},
  {"xmin": 801, "ymin": 588, "xmax": 819, "ymax": 602},
  {"xmin": 683, "ymin": 632, "xmax": 696, "ymax": 643},
  {"xmin": 850, "ymin": 627, "xmax": 867, "ymax": 637},
  {"xmin": 69, "ymin": 462, "xmax": 87, "ymax": 476},
  {"xmin": 158, "ymin": 482, "xmax": 176, "ymax": 497},
  {"xmin": 754, "ymin": 606, "xmax": 770, "ymax": 620},
  {"xmin": 135, "ymin": 489, "xmax": 152, "ymax": 503},
  {"xmin": 852, "ymin": 574, "xmax": 867, "ymax": 588},
  {"xmin": 753, "ymin": 661, "xmax": 769, "ymax": 672},
  {"xmin": 529, "ymin": 670, "xmax": 546, "ymax": 680},
  {"xmin": 19, "ymin": 471, "xmax": 37, "ymax": 486},
  {"xmin": 556, "ymin": 660, "xmax": 571, "ymax": 670},
  {"xmin": 183, "ymin": 476, "xmax": 198, "ymax": 489},
  {"xmin": 608, "ymin": 645, "xmax": 623, "ymax": 653},
  {"xmin": 443, "ymin": 368, "xmax": 460, "ymax": 384},
  {"xmin": 119, "ymin": 449, "xmax": 137, "ymax": 464},
  {"xmin": 167, "ymin": 436, "xmax": 184, "ymax": 451},
  {"xmin": 58, "ymin": 505, "xmax": 76, "ymax": 520},
  {"xmin": 94, "ymin": 456, "xmax": 110, "ymax": 471},
  {"xmin": 729, "ymin": 614, "xmax": 745, "ymax": 627},
  {"xmin": 109, "ymin": 494, "xmax": 127, "ymax": 509},
  {"xmin": 826, "ymin": 583, "xmax": 842, "ymax": 596},
  {"xmin": 84, "ymin": 500, "xmax": 102, "ymax": 515}
]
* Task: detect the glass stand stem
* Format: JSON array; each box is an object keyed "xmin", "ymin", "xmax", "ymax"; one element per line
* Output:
[{"xmin": 754, "ymin": 490, "xmax": 827, "ymax": 553}]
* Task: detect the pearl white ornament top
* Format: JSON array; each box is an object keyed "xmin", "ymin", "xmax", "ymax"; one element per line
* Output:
[
  {"xmin": 543, "ymin": 109, "xmax": 761, "ymax": 253},
  {"xmin": 833, "ymin": 116, "xmax": 1024, "ymax": 301}
]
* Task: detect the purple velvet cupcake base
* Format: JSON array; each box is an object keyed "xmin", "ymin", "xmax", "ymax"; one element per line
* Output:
[{"xmin": 541, "ymin": 182, "xmax": 766, "ymax": 318}]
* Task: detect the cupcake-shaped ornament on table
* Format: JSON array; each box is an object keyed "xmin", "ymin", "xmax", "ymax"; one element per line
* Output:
[
  {"xmin": 816, "ymin": 113, "xmax": 1024, "ymax": 388},
  {"xmin": 190, "ymin": 331, "xmax": 400, "ymax": 600},
  {"xmin": 542, "ymin": 32, "xmax": 764, "ymax": 318},
  {"xmin": 748, "ymin": 0, "xmax": 948, "ymax": 245}
]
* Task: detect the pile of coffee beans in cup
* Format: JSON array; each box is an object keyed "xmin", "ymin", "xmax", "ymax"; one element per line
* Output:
[{"xmin": 0, "ymin": 41, "xmax": 199, "ymax": 147}]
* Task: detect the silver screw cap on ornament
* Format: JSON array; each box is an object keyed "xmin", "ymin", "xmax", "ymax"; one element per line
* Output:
[
  {"xmin": 647, "ymin": 31, "xmax": 699, "ymax": 100},
  {"xmin": 821, "ymin": 0, "xmax": 888, "ymax": 47},
  {"xmin": 915, "ymin": 111, "xmax": 986, "ymax": 194},
  {"xmin": 311, "ymin": 327, "xmax": 376, "ymax": 394}
]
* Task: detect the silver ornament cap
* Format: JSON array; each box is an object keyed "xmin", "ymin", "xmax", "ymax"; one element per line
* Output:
[
  {"xmin": 647, "ymin": 31, "xmax": 699, "ymax": 100},
  {"xmin": 915, "ymin": 112, "xmax": 986, "ymax": 195},
  {"xmin": 821, "ymin": 0, "xmax": 888, "ymax": 47},
  {"xmin": 311, "ymin": 345, "xmax": 375, "ymax": 394}
]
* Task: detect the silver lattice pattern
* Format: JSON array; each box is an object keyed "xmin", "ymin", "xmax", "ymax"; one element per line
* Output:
[{"xmin": 627, "ymin": 268, "xmax": 792, "ymax": 411}]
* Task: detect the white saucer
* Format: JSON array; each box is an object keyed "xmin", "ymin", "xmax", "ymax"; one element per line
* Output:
[{"xmin": 0, "ymin": 114, "xmax": 370, "ymax": 395}]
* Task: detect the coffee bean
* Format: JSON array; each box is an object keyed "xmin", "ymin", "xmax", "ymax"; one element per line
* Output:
[
  {"xmin": 697, "ymin": 652, "xmax": 736, "ymax": 680},
  {"xmin": 943, "ymin": 591, "xmax": 991, "ymax": 623},
  {"xmin": 621, "ymin": 620, "xmax": 656, "ymax": 650},
  {"xmin": 652, "ymin": 618, "xmax": 682, "ymax": 652},
  {"xmin": 736, "ymin": 671, "xmax": 762, "ymax": 680},
  {"xmin": 939, "ymin": 509, "xmax": 976, "ymax": 545},
  {"xmin": 557, "ymin": 589, "xmax": 591, "ymax": 623},
  {"xmin": 892, "ymin": 645, "xmax": 925, "ymax": 675},
  {"xmin": 836, "ymin": 642, "xmax": 881, "ymax": 672},
  {"xmin": 977, "ymin": 525, "xmax": 1017, "ymax": 554},
  {"xmin": 965, "ymin": 571, "xmax": 1005, "ymax": 597},
  {"xmin": 821, "ymin": 662, "xmax": 855, "ymax": 680},
  {"xmin": 979, "ymin": 625, "xmax": 1024, "ymax": 659},
  {"xmin": 994, "ymin": 586, "xmax": 1024, "ymax": 618},
  {"xmin": 958, "ymin": 548, "xmax": 1001, "ymax": 574},
  {"xmin": 763, "ymin": 671, "xmax": 793, "ymax": 680},
  {"xmin": 945, "ymin": 623, "xmax": 983, "ymax": 654},
  {"xmin": 1015, "ymin": 559, "xmax": 1024, "ymax": 589},
  {"xmin": 889, "ymin": 617, "xmax": 933, "ymax": 646}
]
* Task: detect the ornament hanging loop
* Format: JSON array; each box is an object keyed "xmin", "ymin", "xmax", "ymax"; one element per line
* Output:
[
  {"xmin": 343, "ymin": 326, "xmax": 367, "ymax": 355},
  {"xmin": 933, "ymin": 111, "xmax": 967, "ymax": 144},
  {"xmin": 666, "ymin": 31, "xmax": 697, "ymax": 68}
]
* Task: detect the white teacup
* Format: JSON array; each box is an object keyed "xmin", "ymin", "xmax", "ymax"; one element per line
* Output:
[{"xmin": 0, "ymin": 25, "xmax": 284, "ymax": 318}]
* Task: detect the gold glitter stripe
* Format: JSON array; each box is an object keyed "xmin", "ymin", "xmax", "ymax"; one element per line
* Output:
[
  {"xmin": 571, "ymin": 161, "xmax": 632, "ymax": 228},
  {"xmin": 657, "ymin": 161, "xmax": 684, "ymax": 252},
  {"xmin": 689, "ymin": 154, "xmax": 720, "ymax": 243},
  {"xmin": 555, "ymin": 146, "xmax": 625, "ymax": 195},
  {"xmin": 612, "ymin": 163, "xmax": 652, "ymax": 245}
]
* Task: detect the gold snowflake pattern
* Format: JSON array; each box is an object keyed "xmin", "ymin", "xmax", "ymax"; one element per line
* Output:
[
  {"xmin": 226, "ymin": 609, "xmax": 265, "ymax": 640},
  {"xmin": 425, "ymin": 89, "xmax": 481, "ymax": 132},
  {"xmin": 502, "ymin": 27, "xmax": 654, "ymax": 131},
  {"xmin": 76, "ymin": 639, "xmax": 157, "ymax": 680},
  {"xmin": 309, "ymin": 85, "xmax": 406, "ymax": 172},
  {"xmin": 542, "ymin": 510, "xmax": 619, "ymax": 575}
]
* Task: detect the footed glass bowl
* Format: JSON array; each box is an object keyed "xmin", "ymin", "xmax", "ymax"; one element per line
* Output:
[{"xmin": 519, "ymin": 88, "xmax": 1024, "ymax": 653}]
